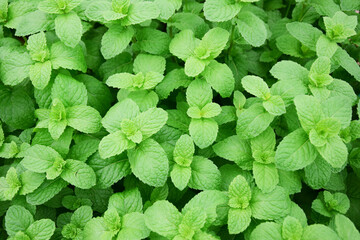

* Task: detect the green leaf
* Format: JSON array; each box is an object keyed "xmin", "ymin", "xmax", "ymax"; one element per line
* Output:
[
  {"xmin": 134, "ymin": 28, "xmax": 171, "ymax": 55},
  {"xmin": 250, "ymin": 186, "xmax": 291, "ymax": 220},
  {"xmin": 202, "ymin": 60, "xmax": 235, "ymax": 98},
  {"xmin": 228, "ymin": 208, "xmax": 252, "ymax": 234},
  {"xmin": 61, "ymin": 159, "xmax": 96, "ymax": 189},
  {"xmin": 203, "ymin": 0, "xmax": 241, "ymax": 22},
  {"xmin": 66, "ymin": 105, "xmax": 102, "ymax": 134},
  {"xmin": 189, "ymin": 156, "xmax": 221, "ymax": 190},
  {"xmin": 108, "ymin": 188, "xmax": 142, "ymax": 216},
  {"xmin": 19, "ymin": 171, "xmax": 46, "ymax": 196},
  {"xmin": 128, "ymin": 139, "xmax": 169, "ymax": 187},
  {"xmin": 88, "ymin": 152, "xmax": 130, "ymax": 189},
  {"xmin": 198, "ymin": 27, "xmax": 229, "ymax": 58},
  {"xmin": 26, "ymin": 219, "xmax": 55, "ymax": 240},
  {"xmin": 282, "ymin": 216, "xmax": 303, "ymax": 240},
  {"xmin": 316, "ymin": 35, "xmax": 338, "ymax": 58},
  {"xmin": 173, "ymin": 134, "xmax": 194, "ymax": 167},
  {"xmin": 22, "ymin": 145, "xmax": 61, "ymax": 173},
  {"xmin": 133, "ymin": 53, "xmax": 166, "ymax": 74},
  {"xmin": 322, "ymin": 96, "xmax": 352, "ymax": 128},
  {"xmin": 213, "ymin": 135, "xmax": 253, "ymax": 169},
  {"xmin": 236, "ymin": 11, "xmax": 267, "ymax": 47},
  {"xmin": 333, "ymin": 47, "xmax": 360, "ymax": 82},
  {"xmin": 26, "ymin": 31, "xmax": 49, "ymax": 62},
  {"xmin": 154, "ymin": 0, "xmax": 181, "ymax": 20},
  {"xmin": 228, "ymin": 175, "xmax": 251, "ymax": 209},
  {"xmin": 184, "ymin": 56, "xmax": 206, "ymax": 77},
  {"xmin": 189, "ymin": 118, "xmax": 218, "ymax": 149},
  {"xmin": 98, "ymin": 131, "xmax": 129, "ymax": 159},
  {"xmin": 121, "ymin": 1, "xmax": 160, "ymax": 25},
  {"xmin": 286, "ymin": 22, "xmax": 322, "ymax": 50},
  {"xmin": 38, "ymin": 0, "xmax": 63, "ymax": 14},
  {"xmin": 250, "ymin": 222, "xmax": 282, "ymax": 240},
  {"xmin": 236, "ymin": 104, "xmax": 274, "ymax": 139},
  {"xmin": 83, "ymin": 218, "xmax": 113, "ymax": 240},
  {"xmin": 263, "ymin": 95, "xmax": 286, "ymax": 116},
  {"xmin": 29, "ymin": 61, "xmax": 52, "ymax": 90},
  {"xmin": 0, "ymin": 87, "xmax": 35, "ymax": 129},
  {"xmin": 51, "ymin": 74, "xmax": 88, "ymax": 108},
  {"xmin": 118, "ymin": 212, "xmax": 150, "ymax": 239},
  {"xmin": 275, "ymin": 128, "xmax": 318, "ymax": 171},
  {"xmin": 182, "ymin": 190, "xmax": 228, "ymax": 228},
  {"xmin": 0, "ymin": 168, "xmax": 20, "ymax": 201},
  {"xmin": 302, "ymin": 224, "xmax": 340, "ymax": 240},
  {"xmin": 270, "ymin": 60, "xmax": 309, "ymax": 85},
  {"xmin": 0, "ymin": 47, "xmax": 32, "ymax": 86},
  {"xmin": 55, "ymin": 12, "xmax": 82, "ymax": 48},
  {"xmin": 50, "ymin": 42, "xmax": 87, "ymax": 72},
  {"xmin": 186, "ymin": 79, "xmax": 213, "ymax": 108},
  {"xmin": 316, "ymin": 136, "xmax": 348, "ymax": 168},
  {"xmin": 270, "ymin": 80, "xmax": 308, "ymax": 107},
  {"xmin": 102, "ymin": 98, "xmax": 140, "ymax": 133},
  {"xmin": 144, "ymin": 200, "xmax": 182, "ymax": 239},
  {"xmin": 169, "ymin": 29, "xmax": 198, "ymax": 61},
  {"xmin": 180, "ymin": 207, "xmax": 206, "ymax": 235},
  {"xmin": 294, "ymin": 95, "xmax": 323, "ymax": 133},
  {"xmin": 242, "ymin": 75, "xmax": 270, "ymax": 99},
  {"xmin": 101, "ymin": 24, "xmax": 134, "ymax": 59},
  {"xmin": 5, "ymin": 205, "xmax": 34, "ymax": 236},
  {"xmin": 324, "ymin": 11, "xmax": 357, "ymax": 43},
  {"xmin": 134, "ymin": 107, "xmax": 168, "ymax": 140},
  {"xmin": 170, "ymin": 164, "xmax": 191, "ymax": 191},
  {"xmin": 304, "ymin": 156, "xmax": 332, "ymax": 189},
  {"xmin": 253, "ymin": 162, "xmax": 279, "ymax": 193},
  {"xmin": 26, "ymin": 178, "xmax": 68, "ymax": 205},
  {"xmin": 330, "ymin": 214, "xmax": 360, "ymax": 240}
]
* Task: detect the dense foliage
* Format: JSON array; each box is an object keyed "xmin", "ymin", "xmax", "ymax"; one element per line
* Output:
[{"xmin": 0, "ymin": 0, "xmax": 360, "ymax": 239}]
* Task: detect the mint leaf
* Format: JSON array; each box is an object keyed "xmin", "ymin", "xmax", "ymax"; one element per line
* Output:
[
  {"xmin": 275, "ymin": 128, "xmax": 318, "ymax": 171},
  {"xmin": 66, "ymin": 106, "xmax": 102, "ymax": 134},
  {"xmin": 188, "ymin": 156, "xmax": 221, "ymax": 190},
  {"xmin": 5, "ymin": 205, "xmax": 34, "ymax": 236},
  {"xmin": 101, "ymin": 25, "xmax": 134, "ymax": 59},
  {"xmin": 61, "ymin": 159, "xmax": 96, "ymax": 189},
  {"xmin": 203, "ymin": 0, "xmax": 241, "ymax": 22},
  {"xmin": 128, "ymin": 139, "xmax": 169, "ymax": 187},
  {"xmin": 250, "ymin": 186, "xmax": 291, "ymax": 220},
  {"xmin": 144, "ymin": 200, "xmax": 182, "ymax": 239},
  {"xmin": 55, "ymin": 12, "xmax": 82, "ymax": 48},
  {"xmin": 236, "ymin": 11, "xmax": 267, "ymax": 47},
  {"xmin": 189, "ymin": 118, "xmax": 218, "ymax": 149}
]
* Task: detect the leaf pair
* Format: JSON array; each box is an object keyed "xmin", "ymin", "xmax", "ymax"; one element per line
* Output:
[
  {"xmin": 27, "ymin": 32, "xmax": 86, "ymax": 89},
  {"xmin": 186, "ymin": 79, "xmax": 221, "ymax": 148},
  {"xmin": 38, "ymin": 0, "xmax": 83, "ymax": 48},
  {"xmin": 170, "ymin": 28, "xmax": 235, "ymax": 97},
  {"xmin": 275, "ymin": 95, "xmax": 351, "ymax": 172},
  {"xmin": 100, "ymin": 98, "xmax": 169, "ymax": 187},
  {"xmin": 5, "ymin": 205, "xmax": 55, "ymax": 240},
  {"xmin": 61, "ymin": 206, "xmax": 93, "ymax": 239},
  {"xmin": 84, "ymin": 188, "xmax": 150, "ymax": 240},
  {"xmin": 145, "ymin": 200, "xmax": 212, "ymax": 240},
  {"xmin": 106, "ymin": 54, "xmax": 166, "ymax": 91},
  {"xmin": 85, "ymin": 0, "xmax": 160, "ymax": 59},
  {"xmin": 227, "ymin": 175, "xmax": 291, "ymax": 234},
  {"xmin": 170, "ymin": 134, "xmax": 221, "ymax": 191},
  {"xmin": 0, "ymin": 167, "xmax": 45, "ymax": 201},
  {"xmin": 21, "ymin": 144, "xmax": 96, "ymax": 189},
  {"xmin": 35, "ymin": 74, "xmax": 102, "ymax": 139}
]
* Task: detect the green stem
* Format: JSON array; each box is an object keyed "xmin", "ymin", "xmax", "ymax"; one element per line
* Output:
[{"xmin": 227, "ymin": 23, "xmax": 236, "ymax": 58}]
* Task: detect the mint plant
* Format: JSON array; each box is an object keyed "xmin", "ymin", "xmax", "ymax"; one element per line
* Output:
[{"xmin": 0, "ymin": 0, "xmax": 360, "ymax": 239}]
